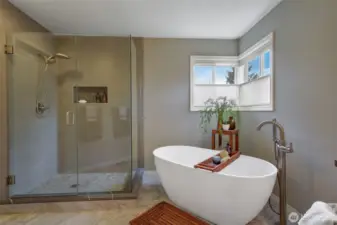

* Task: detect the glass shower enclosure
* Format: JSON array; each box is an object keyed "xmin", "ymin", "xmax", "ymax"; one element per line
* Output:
[{"xmin": 7, "ymin": 32, "xmax": 140, "ymax": 201}]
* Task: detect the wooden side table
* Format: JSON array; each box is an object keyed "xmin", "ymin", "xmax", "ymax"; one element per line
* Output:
[{"xmin": 211, "ymin": 129, "xmax": 239, "ymax": 151}]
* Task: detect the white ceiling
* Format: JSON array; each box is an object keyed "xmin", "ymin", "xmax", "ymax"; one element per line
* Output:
[{"xmin": 9, "ymin": 0, "xmax": 282, "ymax": 39}]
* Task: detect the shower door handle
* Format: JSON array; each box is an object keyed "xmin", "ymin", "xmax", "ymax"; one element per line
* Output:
[{"xmin": 66, "ymin": 111, "xmax": 75, "ymax": 126}]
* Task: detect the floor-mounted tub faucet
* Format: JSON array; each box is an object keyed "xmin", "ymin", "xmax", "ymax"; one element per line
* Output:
[{"xmin": 256, "ymin": 119, "xmax": 294, "ymax": 225}]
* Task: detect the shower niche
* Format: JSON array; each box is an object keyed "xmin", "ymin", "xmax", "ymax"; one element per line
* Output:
[{"xmin": 74, "ymin": 86, "xmax": 108, "ymax": 103}]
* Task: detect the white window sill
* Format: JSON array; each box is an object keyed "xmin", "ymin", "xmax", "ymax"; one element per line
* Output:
[
  {"xmin": 238, "ymin": 103, "xmax": 274, "ymax": 112},
  {"xmin": 191, "ymin": 103, "xmax": 274, "ymax": 112},
  {"xmin": 194, "ymin": 84, "xmax": 240, "ymax": 87}
]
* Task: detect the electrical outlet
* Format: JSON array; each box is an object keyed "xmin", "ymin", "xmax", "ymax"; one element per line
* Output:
[{"xmin": 335, "ymin": 160, "xmax": 337, "ymax": 167}]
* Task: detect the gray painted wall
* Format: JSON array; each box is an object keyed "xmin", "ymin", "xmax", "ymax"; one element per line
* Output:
[
  {"xmin": 143, "ymin": 38, "xmax": 238, "ymax": 169},
  {"xmin": 239, "ymin": 0, "xmax": 337, "ymax": 212}
]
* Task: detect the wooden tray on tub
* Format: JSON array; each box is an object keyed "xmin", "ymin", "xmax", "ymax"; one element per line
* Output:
[{"xmin": 194, "ymin": 151, "xmax": 241, "ymax": 172}]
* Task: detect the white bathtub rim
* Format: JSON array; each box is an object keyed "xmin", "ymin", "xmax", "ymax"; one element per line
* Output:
[{"xmin": 153, "ymin": 145, "xmax": 278, "ymax": 179}]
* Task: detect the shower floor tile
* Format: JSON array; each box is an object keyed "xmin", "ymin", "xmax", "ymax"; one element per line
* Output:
[{"xmin": 28, "ymin": 173, "xmax": 129, "ymax": 195}]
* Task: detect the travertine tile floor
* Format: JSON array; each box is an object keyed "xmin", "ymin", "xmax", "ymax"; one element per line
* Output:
[{"xmin": 0, "ymin": 185, "xmax": 280, "ymax": 225}]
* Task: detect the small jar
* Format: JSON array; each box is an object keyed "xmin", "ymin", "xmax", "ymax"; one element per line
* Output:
[{"xmin": 227, "ymin": 116, "xmax": 236, "ymax": 130}]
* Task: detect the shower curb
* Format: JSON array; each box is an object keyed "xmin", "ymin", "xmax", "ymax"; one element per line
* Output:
[{"xmin": 0, "ymin": 169, "xmax": 145, "ymax": 214}]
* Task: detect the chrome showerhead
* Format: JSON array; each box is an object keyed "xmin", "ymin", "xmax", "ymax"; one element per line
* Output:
[
  {"xmin": 54, "ymin": 53, "xmax": 70, "ymax": 60},
  {"xmin": 44, "ymin": 53, "xmax": 70, "ymax": 64}
]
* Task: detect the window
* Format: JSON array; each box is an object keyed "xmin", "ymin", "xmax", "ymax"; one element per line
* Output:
[
  {"xmin": 263, "ymin": 50, "xmax": 271, "ymax": 76},
  {"xmin": 194, "ymin": 66, "xmax": 213, "ymax": 84},
  {"xmin": 238, "ymin": 33, "xmax": 274, "ymax": 111},
  {"xmin": 215, "ymin": 66, "xmax": 235, "ymax": 84},
  {"xmin": 193, "ymin": 65, "xmax": 235, "ymax": 85},
  {"xmin": 248, "ymin": 55, "xmax": 261, "ymax": 81},
  {"xmin": 246, "ymin": 49, "xmax": 272, "ymax": 81},
  {"xmin": 190, "ymin": 33, "xmax": 274, "ymax": 111},
  {"xmin": 190, "ymin": 56, "xmax": 238, "ymax": 111}
]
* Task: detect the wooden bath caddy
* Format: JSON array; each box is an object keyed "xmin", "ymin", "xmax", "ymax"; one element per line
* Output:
[{"xmin": 194, "ymin": 151, "xmax": 241, "ymax": 172}]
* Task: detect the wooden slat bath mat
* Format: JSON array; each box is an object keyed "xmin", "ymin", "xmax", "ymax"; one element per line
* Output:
[{"xmin": 129, "ymin": 201, "xmax": 209, "ymax": 225}]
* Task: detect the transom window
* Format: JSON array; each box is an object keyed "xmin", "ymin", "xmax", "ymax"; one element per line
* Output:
[
  {"xmin": 264, "ymin": 50, "xmax": 271, "ymax": 76},
  {"xmin": 248, "ymin": 55, "xmax": 261, "ymax": 81},
  {"xmin": 247, "ymin": 49, "xmax": 272, "ymax": 81},
  {"xmin": 194, "ymin": 65, "xmax": 235, "ymax": 85}
]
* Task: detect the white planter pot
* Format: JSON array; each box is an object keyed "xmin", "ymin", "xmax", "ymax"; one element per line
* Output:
[{"xmin": 222, "ymin": 124, "xmax": 230, "ymax": 130}]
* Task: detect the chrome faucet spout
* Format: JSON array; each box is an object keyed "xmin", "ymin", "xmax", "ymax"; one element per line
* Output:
[{"xmin": 256, "ymin": 119, "xmax": 285, "ymax": 141}]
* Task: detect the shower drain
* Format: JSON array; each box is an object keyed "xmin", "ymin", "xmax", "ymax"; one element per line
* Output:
[{"xmin": 70, "ymin": 184, "xmax": 79, "ymax": 188}]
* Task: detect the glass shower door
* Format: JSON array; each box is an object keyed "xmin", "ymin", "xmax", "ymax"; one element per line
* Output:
[
  {"xmin": 8, "ymin": 32, "xmax": 79, "ymax": 197},
  {"xmin": 8, "ymin": 34, "xmax": 135, "ymax": 199},
  {"xmin": 74, "ymin": 36, "xmax": 133, "ymax": 194}
]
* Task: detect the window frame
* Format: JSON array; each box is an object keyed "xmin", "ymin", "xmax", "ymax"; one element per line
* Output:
[
  {"xmin": 238, "ymin": 33, "xmax": 274, "ymax": 111},
  {"xmin": 190, "ymin": 33, "xmax": 274, "ymax": 112},
  {"xmin": 190, "ymin": 56, "xmax": 239, "ymax": 111}
]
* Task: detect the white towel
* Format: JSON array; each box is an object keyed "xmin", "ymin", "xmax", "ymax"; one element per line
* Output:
[{"xmin": 299, "ymin": 201, "xmax": 337, "ymax": 225}]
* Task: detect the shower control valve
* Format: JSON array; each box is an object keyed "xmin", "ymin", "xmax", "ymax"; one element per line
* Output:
[
  {"xmin": 276, "ymin": 142, "xmax": 294, "ymax": 153},
  {"xmin": 36, "ymin": 102, "xmax": 49, "ymax": 115},
  {"xmin": 274, "ymin": 138, "xmax": 284, "ymax": 145}
]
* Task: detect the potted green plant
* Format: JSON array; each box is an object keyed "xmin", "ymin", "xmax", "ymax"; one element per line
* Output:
[{"xmin": 200, "ymin": 97, "xmax": 236, "ymax": 133}]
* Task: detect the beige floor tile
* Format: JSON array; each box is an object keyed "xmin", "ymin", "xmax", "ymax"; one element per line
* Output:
[{"xmin": 0, "ymin": 185, "xmax": 277, "ymax": 225}]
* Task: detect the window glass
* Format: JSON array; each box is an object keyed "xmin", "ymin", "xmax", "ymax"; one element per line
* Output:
[
  {"xmin": 264, "ymin": 50, "xmax": 271, "ymax": 75},
  {"xmin": 248, "ymin": 55, "xmax": 261, "ymax": 81},
  {"xmin": 215, "ymin": 66, "xmax": 235, "ymax": 84},
  {"xmin": 194, "ymin": 65, "xmax": 213, "ymax": 84}
]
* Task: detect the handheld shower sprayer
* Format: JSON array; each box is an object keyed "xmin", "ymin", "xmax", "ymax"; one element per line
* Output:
[{"xmin": 36, "ymin": 53, "xmax": 71, "ymax": 116}]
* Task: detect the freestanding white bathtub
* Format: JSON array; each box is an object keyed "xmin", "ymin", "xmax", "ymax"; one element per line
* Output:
[{"xmin": 153, "ymin": 146, "xmax": 278, "ymax": 225}]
